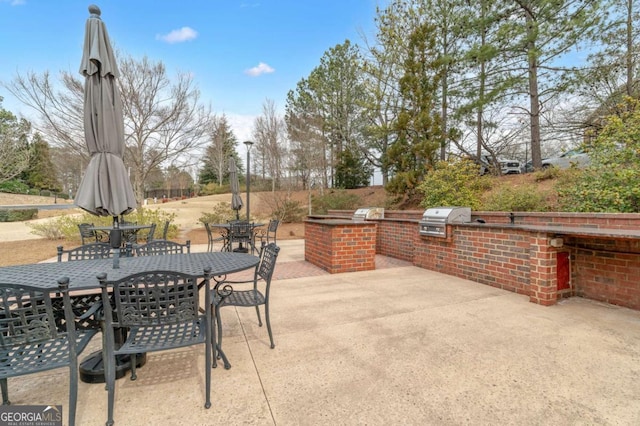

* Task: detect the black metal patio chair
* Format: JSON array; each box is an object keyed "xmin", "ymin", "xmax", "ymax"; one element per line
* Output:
[
  {"xmin": 55, "ymin": 243, "xmax": 114, "ymax": 333},
  {"xmin": 57, "ymin": 242, "xmax": 113, "ymax": 262},
  {"xmin": 98, "ymin": 268, "xmax": 213, "ymax": 425},
  {"xmin": 0, "ymin": 279, "xmax": 97, "ymax": 426},
  {"xmin": 212, "ymin": 242, "xmax": 280, "ymax": 369},
  {"xmin": 78, "ymin": 222, "xmax": 100, "ymax": 244},
  {"xmin": 257, "ymin": 219, "xmax": 280, "ymax": 245},
  {"xmin": 204, "ymin": 223, "xmax": 227, "ymax": 252},
  {"xmin": 133, "ymin": 239, "xmax": 191, "ymax": 256},
  {"xmin": 142, "ymin": 223, "xmax": 156, "ymax": 243},
  {"xmin": 160, "ymin": 220, "xmax": 170, "ymax": 240},
  {"xmin": 226, "ymin": 220, "xmax": 256, "ymax": 254}
]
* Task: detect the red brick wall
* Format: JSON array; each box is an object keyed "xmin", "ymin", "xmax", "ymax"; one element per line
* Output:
[
  {"xmin": 315, "ymin": 210, "xmax": 640, "ymax": 310},
  {"xmin": 376, "ymin": 220, "xmax": 415, "ymax": 262},
  {"xmin": 304, "ymin": 220, "xmax": 376, "ymax": 274},
  {"xmin": 413, "ymin": 226, "xmax": 536, "ymax": 298},
  {"xmin": 565, "ymin": 236, "xmax": 640, "ymax": 309}
]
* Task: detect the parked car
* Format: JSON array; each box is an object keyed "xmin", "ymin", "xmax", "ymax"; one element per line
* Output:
[
  {"xmin": 497, "ymin": 158, "xmax": 522, "ymax": 174},
  {"xmin": 522, "ymin": 150, "xmax": 590, "ymax": 172},
  {"xmin": 541, "ymin": 149, "xmax": 590, "ymax": 169},
  {"xmin": 475, "ymin": 154, "xmax": 521, "ymax": 175},
  {"xmin": 523, "ymin": 160, "xmax": 534, "ymax": 173}
]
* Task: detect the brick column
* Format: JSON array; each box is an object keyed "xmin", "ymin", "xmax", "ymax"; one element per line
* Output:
[
  {"xmin": 305, "ymin": 220, "xmax": 376, "ymax": 274},
  {"xmin": 528, "ymin": 233, "xmax": 558, "ymax": 306}
]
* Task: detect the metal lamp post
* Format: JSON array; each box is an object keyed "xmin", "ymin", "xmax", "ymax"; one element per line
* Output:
[{"xmin": 244, "ymin": 140, "xmax": 254, "ymax": 221}]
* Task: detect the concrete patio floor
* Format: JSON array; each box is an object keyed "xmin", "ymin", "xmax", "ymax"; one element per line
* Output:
[{"xmin": 9, "ymin": 240, "xmax": 640, "ymax": 425}]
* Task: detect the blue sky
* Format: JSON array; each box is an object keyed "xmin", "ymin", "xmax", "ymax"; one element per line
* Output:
[{"xmin": 0, "ymin": 0, "xmax": 385, "ymax": 142}]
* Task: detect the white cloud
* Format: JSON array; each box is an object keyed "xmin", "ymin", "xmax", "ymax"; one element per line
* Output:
[
  {"xmin": 244, "ymin": 62, "xmax": 275, "ymax": 77},
  {"xmin": 156, "ymin": 27, "xmax": 198, "ymax": 44},
  {"xmin": 226, "ymin": 113, "xmax": 257, "ymax": 145}
]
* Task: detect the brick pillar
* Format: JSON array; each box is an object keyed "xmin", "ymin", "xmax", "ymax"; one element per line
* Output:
[
  {"xmin": 305, "ymin": 220, "xmax": 376, "ymax": 274},
  {"xmin": 529, "ymin": 234, "xmax": 558, "ymax": 306}
]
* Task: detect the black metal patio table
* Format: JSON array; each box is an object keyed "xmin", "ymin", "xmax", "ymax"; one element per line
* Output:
[
  {"xmin": 208, "ymin": 222, "xmax": 264, "ymax": 253},
  {"xmin": 0, "ymin": 252, "xmax": 259, "ymax": 382}
]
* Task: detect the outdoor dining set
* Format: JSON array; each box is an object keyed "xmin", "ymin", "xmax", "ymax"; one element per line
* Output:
[
  {"xmin": 205, "ymin": 218, "xmax": 280, "ymax": 254},
  {"xmin": 0, "ymin": 227, "xmax": 281, "ymax": 426},
  {"xmin": 0, "ymin": 5, "xmax": 284, "ymax": 424}
]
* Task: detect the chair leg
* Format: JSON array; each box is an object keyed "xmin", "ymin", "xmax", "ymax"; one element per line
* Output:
[
  {"xmin": 204, "ymin": 313, "xmax": 211, "ymax": 409},
  {"xmin": 103, "ymin": 326, "xmax": 116, "ymax": 426},
  {"xmin": 1, "ymin": 378, "xmax": 9, "ymax": 405},
  {"xmin": 214, "ymin": 305, "xmax": 231, "ymax": 369},
  {"xmin": 210, "ymin": 305, "xmax": 230, "ymax": 369},
  {"xmin": 105, "ymin": 351, "xmax": 116, "ymax": 426},
  {"xmin": 255, "ymin": 305, "xmax": 263, "ymax": 327},
  {"xmin": 69, "ymin": 360, "xmax": 78, "ymax": 426},
  {"xmin": 210, "ymin": 305, "xmax": 218, "ymax": 369},
  {"xmin": 265, "ymin": 302, "xmax": 275, "ymax": 349},
  {"xmin": 130, "ymin": 354, "xmax": 137, "ymax": 380},
  {"xmin": 217, "ymin": 343, "xmax": 231, "ymax": 370}
]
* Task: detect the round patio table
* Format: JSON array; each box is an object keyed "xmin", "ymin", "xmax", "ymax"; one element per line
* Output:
[{"xmin": 0, "ymin": 252, "xmax": 259, "ymax": 382}]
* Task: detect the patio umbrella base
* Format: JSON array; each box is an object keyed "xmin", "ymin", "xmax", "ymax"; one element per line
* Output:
[
  {"xmin": 80, "ymin": 351, "xmax": 147, "ymax": 384},
  {"xmin": 233, "ymin": 247, "xmax": 249, "ymax": 253}
]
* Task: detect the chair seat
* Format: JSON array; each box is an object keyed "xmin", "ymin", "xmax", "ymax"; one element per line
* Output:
[
  {"xmin": 215, "ymin": 289, "xmax": 265, "ymax": 307},
  {"xmin": 116, "ymin": 320, "xmax": 206, "ymax": 354},
  {"xmin": 0, "ymin": 329, "xmax": 96, "ymax": 377}
]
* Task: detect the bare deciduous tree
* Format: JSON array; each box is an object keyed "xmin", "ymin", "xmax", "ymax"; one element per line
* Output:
[
  {"xmin": 252, "ymin": 99, "xmax": 286, "ymax": 191},
  {"xmin": 3, "ymin": 53, "xmax": 210, "ymax": 201}
]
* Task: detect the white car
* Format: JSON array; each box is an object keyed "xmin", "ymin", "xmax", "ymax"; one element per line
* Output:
[
  {"xmin": 476, "ymin": 155, "xmax": 521, "ymax": 175},
  {"xmin": 542, "ymin": 149, "xmax": 590, "ymax": 169},
  {"xmin": 498, "ymin": 159, "xmax": 522, "ymax": 174}
]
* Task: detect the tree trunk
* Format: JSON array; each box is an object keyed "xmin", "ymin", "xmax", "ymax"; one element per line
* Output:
[{"xmin": 526, "ymin": 12, "xmax": 542, "ymax": 169}]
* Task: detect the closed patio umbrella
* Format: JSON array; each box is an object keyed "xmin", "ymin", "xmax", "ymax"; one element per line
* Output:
[
  {"xmin": 74, "ymin": 5, "xmax": 136, "ymax": 224},
  {"xmin": 74, "ymin": 5, "xmax": 136, "ymax": 267},
  {"xmin": 229, "ymin": 157, "xmax": 243, "ymax": 220}
]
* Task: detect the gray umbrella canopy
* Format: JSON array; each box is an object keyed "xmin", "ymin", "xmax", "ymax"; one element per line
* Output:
[
  {"xmin": 74, "ymin": 5, "xmax": 136, "ymax": 218},
  {"xmin": 229, "ymin": 157, "xmax": 243, "ymax": 218}
]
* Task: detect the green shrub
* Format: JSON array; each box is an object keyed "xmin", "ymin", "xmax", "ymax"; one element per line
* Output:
[
  {"xmin": 199, "ymin": 183, "xmax": 232, "ymax": 196},
  {"xmin": 28, "ymin": 214, "xmax": 85, "ymax": 240},
  {"xmin": 311, "ymin": 190, "xmax": 361, "ymax": 214},
  {"xmin": 0, "ymin": 208, "xmax": 38, "ymax": 222},
  {"xmin": 198, "ymin": 202, "xmax": 237, "ymax": 224},
  {"xmin": 482, "ymin": 184, "xmax": 550, "ymax": 212},
  {"xmin": 556, "ymin": 167, "xmax": 640, "ymax": 212},
  {"xmin": 417, "ymin": 159, "xmax": 490, "ymax": 210},
  {"xmin": 0, "ymin": 181, "xmax": 29, "ymax": 194},
  {"xmin": 557, "ymin": 98, "xmax": 640, "ymax": 212}
]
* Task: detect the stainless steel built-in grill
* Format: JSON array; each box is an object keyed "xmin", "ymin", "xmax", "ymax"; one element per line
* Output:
[
  {"xmin": 352, "ymin": 207, "xmax": 384, "ymax": 222},
  {"xmin": 419, "ymin": 207, "xmax": 471, "ymax": 238}
]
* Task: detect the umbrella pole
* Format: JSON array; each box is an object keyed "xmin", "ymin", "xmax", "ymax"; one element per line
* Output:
[{"xmin": 110, "ymin": 216, "xmax": 122, "ymax": 269}]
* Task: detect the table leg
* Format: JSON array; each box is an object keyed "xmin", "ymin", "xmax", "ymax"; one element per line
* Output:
[{"xmin": 79, "ymin": 328, "xmax": 147, "ymax": 384}]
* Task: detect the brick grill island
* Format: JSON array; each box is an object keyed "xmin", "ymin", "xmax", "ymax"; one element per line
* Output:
[
  {"xmin": 304, "ymin": 218, "xmax": 376, "ymax": 274},
  {"xmin": 306, "ymin": 210, "xmax": 640, "ymax": 311}
]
